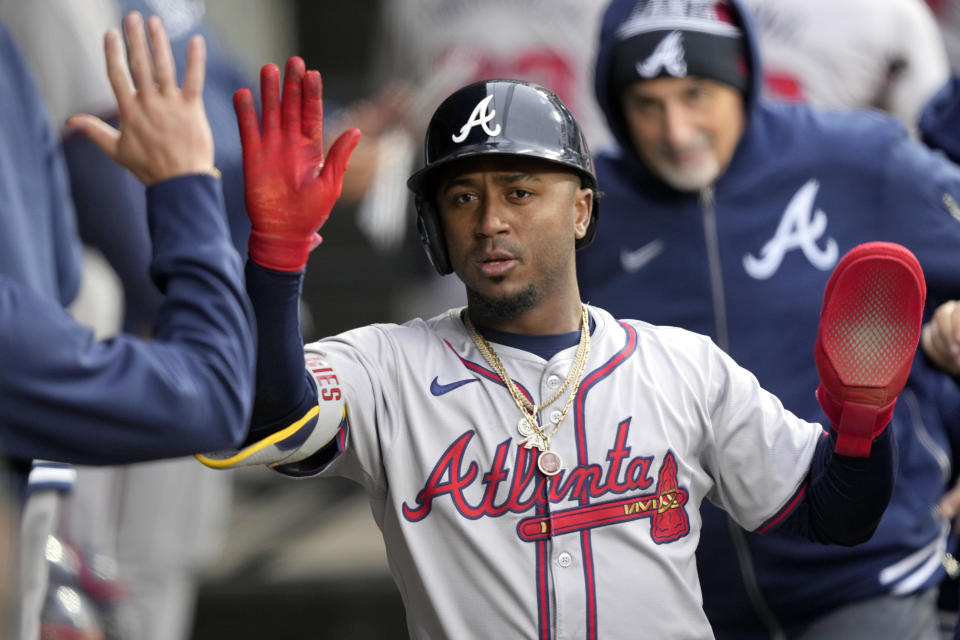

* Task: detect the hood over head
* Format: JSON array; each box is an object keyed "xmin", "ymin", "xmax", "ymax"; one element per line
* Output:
[{"xmin": 595, "ymin": 0, "xmax": 763, "ymax": 170}]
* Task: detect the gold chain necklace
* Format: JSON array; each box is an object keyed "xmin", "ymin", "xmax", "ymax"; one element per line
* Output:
[{"xmin": 464, "ymin": 305, "xmax": 591, "ymax": 476}]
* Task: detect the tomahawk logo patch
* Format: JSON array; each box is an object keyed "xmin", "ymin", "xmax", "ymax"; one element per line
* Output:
[
  {"xmin": 452, "ymin": 94, "xmax": 502, "ymax": 143},
  {"xmin": 636, "ymin": 31, "xmax": 687, "ymax": 78}
]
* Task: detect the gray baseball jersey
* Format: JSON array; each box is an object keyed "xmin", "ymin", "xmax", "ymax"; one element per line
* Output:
[{"xmin": 288, "ymin": 305, "xmax": 823, "ymax": 639}]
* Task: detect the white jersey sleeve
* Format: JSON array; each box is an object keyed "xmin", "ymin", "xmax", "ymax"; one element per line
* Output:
[
  {"xmin": 298, "ymin": 323, "xmax": 405, "ymax": 498},
  {"xmin": 688, "ymin": 328, "xmax": 825, "ymax": 530}
]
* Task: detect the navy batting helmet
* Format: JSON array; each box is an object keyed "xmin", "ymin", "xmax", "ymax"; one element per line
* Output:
[{"xmin": 406, "ymin": 79, "xmax": 599, "ymax": 275}]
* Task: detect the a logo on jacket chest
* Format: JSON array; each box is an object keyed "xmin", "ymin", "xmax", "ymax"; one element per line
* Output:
[
  {"xmin": 401, "ymin": 419, "xmax": 691, "ymax": 544},
  {"xmin": 742, "ymin": 179, "xmax": 838, "ymax": 279}
]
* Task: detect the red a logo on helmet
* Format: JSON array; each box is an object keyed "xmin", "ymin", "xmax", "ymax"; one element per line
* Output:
[{"xmin": 452, "ymin": 94, "xmax": 502, "ymax": 143}]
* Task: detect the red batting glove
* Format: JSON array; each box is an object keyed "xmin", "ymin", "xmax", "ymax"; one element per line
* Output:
[
  {"xmin": 234, "ymin": 57, "xmax": 361, "ymax": 271},
  {"xmin": 814, "ymin": 242, "xmax": 926, "ymax": 457}
]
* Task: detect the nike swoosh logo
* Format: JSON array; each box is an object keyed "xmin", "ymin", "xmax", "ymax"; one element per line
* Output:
[
  {"xmin": 430, "ymin": 377, "xmax": 478, "ymax": 396},
  {"xmin": 620, "ymin": 239, "xmax": 665, "ymax": 273}
]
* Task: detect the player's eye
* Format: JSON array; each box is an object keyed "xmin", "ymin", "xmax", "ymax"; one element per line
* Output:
[
  {"xmin": 449, "ymin": 192, "xmax": 477, "ymax": 206},
  {"xmin": 510, "ymin": 188, "xmax": 532, "ymax": 200}
]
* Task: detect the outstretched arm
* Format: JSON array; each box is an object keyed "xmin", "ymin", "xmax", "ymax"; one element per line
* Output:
[
  {"xmin": 0, "ymin": 13, "xmax": 255, "ymax": 464},
  {"xmin": 198, "ymin": 58, "xmax": 360, "ymax": 469}
]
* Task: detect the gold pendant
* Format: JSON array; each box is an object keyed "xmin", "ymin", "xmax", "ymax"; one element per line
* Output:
[
  {"xmin": 517, "ymin": 417, "xmax": 536, "ymax": 438},
  {"xmin": 519, "ymin": 417, "xmax": 547, "ymax": 450},
  {"xmin": 538, "ymin": 450, "xmax": 562, "ymax": 476},
  {"xmin": 522, "ymin": 432, "xmax": 546, "ymax": 451}
]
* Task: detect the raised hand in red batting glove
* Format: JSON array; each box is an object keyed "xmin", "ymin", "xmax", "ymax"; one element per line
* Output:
[
  {"xmin": 234, "ymin": 57, "xmax": 361, "ymax": 271},
  {"xmin": 814, "ymin": 242, "xmax": 926, "ymax": 457}
]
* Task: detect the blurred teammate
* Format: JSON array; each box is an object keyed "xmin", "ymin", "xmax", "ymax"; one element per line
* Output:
[
  {"xmin": 0, "ymin": 12, "xmax": 255, "ymax": 638},
  {"xmin": 579, "ymin": 1, "xmax": 960, "ymax": 637},
  {"xmin": 2, "ymin": 3, "xmax": 259, "ymax": 637},
  {"xmin": 743, "ymin": 0, "xmax": 948, "ymax": 130},
  {"xmin": 0, "ymin": 14, "xmax": 90, "ymax": 639}
]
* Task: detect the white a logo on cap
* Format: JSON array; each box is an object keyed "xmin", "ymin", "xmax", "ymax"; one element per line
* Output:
[
  {"xmin": 636, "ymin": 31, "xmax": 687, "ymax": 78},
  {"xmin": 452, "ymin": 94, "xmax": 502, "ymax": 143}
]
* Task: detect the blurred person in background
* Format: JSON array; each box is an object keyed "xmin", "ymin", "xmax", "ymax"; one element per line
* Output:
[
  {"xmin": 742, "ymin": 0, "xmax": 949, "ymax": 131},
  {"xmin": 0, "ymin": 2, "xmax": 256, "ymax": 638},
  {"xmin": 0, "ymin": 9, "xmax": 256, "ymax": 639},
  {"xmin": 0, "ymin": 14, "xmax": 84, "ymax": 640},
  {"xmin": 0, "ymin": 466, "xmax": 18, "ymax": 633},
  {"xmin": 580, "ymin": 0, "xmax": 960, "ymax": 637},
  {"xmin": 916, "ymin": 70, "xmax": 960, "ymax": 638},
  {"xmin": 925, "ymin": 0, "xmax": 960, "ymax": 72}
]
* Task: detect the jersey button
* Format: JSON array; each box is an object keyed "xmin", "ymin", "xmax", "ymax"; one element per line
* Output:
[
  {"xmin": 546, "ymin": 375, "xmax": 561, "ymax": 389},
  {"xmin": 549, "ymin": 410, "xmax": 562, "ymax": 424},
  {"xmin": 557, "ymin": 552, "xmax": 573, "ymax": 568}
]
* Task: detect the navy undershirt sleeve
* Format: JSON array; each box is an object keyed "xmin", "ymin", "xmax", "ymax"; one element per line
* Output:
[
  {"xmin": 775, "ymin": 427, "xmax": 896, "ymax": 545},
  {"xmin": 243, "ymin": 261, "xmax": 319, "ymax": 446}
]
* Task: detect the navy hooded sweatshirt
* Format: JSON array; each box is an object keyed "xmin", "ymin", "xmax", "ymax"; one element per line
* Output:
[{"xmin": 579, "ymin": 0, "xmax": 960, "ymax": 634}]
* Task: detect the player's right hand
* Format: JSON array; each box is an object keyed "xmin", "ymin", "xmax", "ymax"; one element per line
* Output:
[
  {"xmin": 66, "ymin": 12, "xmax": 215, "ymax": 186},
  {"xmin": 235, "ymin": 57, "xmax": 361, "ymax": 271}
]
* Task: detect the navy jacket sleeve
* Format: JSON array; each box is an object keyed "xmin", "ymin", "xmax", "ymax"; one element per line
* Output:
[
  {"xmin": 0, "ymin": 175, "xmax": 255, "ymax": 464},
  {"xmin": 919, "ymin": 75, "xmax": 960, "ymax": 166}
]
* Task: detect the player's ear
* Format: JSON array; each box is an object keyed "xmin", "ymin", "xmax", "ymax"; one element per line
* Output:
[{"xmin": 573, "ymin": 185, "xmax": 593, "ymax": 241}]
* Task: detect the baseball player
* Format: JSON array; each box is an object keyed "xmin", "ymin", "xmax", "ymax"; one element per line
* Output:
[{"xmin": 201, "ymin": 59, "xmax": 925, "ymax": 638}]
